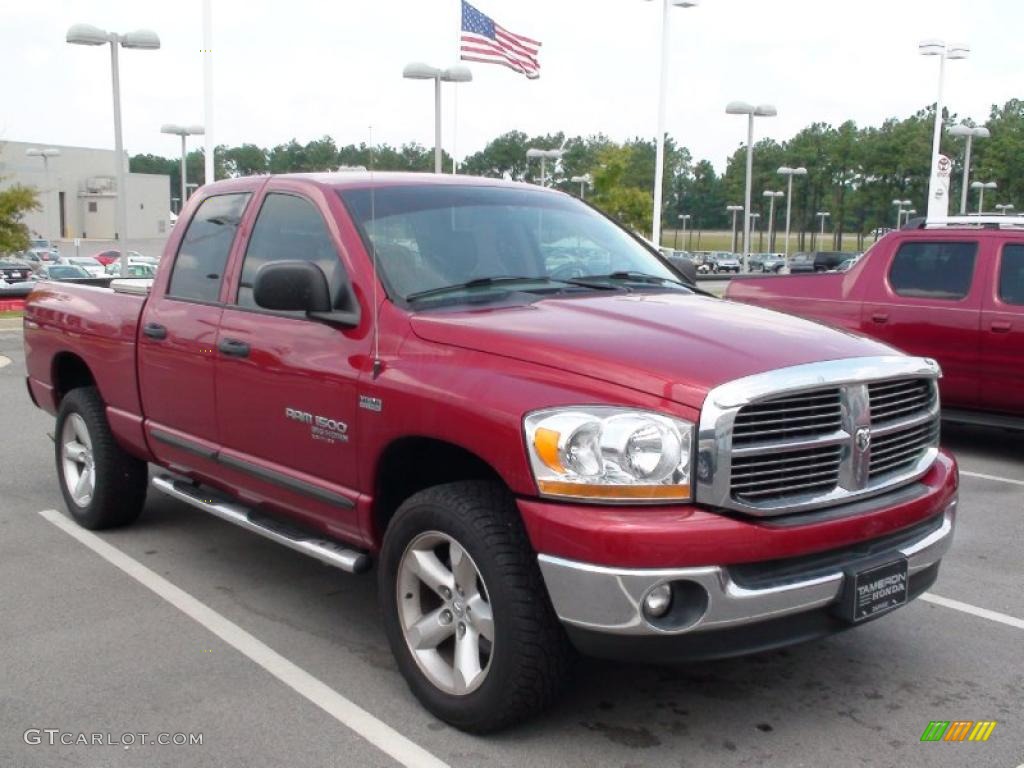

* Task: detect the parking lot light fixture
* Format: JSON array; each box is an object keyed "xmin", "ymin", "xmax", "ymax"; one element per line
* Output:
[
  {"xmin": 995, "ymin": 203, "xmax": 1014, "ymax": 215},
  {"xmin": 570, "ymin": 173, "xmax": 592, "ymax": 199},
  {"xmin": 777, "ymin": 166, "xmax": 807, "ymax": 260},
  {"xmin": 816, "ymin": 211, "xmax": 830, "ymax": 236},
  {"xmin": 919, "ymin": 40, "xmax": 969, "ymax": 219},
  {"xmin": 971, "ymin": 180, "xmax": 997, "ymax": 214},
  {"xmin": 527, "ymin": 148, "xmax": 564, "ymax": 187},
  {"xmin": 25, "ymin": 148, "xmax": 61, "ymax": 240},
  {"xmin": 763, "ymin": 190, "xmax": 784, "ymax": 253},
  {"xmin": 674, "ymin": 213, "xmax": 691, "ymax": 249},
  {"xmin": 948, "ymin": 123, "xmax": 990, "ymax": 214},
  {"xmin": 726, "ymin": 101, "xmax": 777, "ymax": 270},
  {"xmin": 403, "ymin": 63, "xmax": 473, "ymax": 174},
  {"xmin": 67, "ymin": 22, "xmax": 161, "ymax": 275},
  {"xmin": 644, "ymin": 0, "xmax": 700, "ymax": 248},
  {"xmin": 161, "ymin": 124, "xmax": 205, "ymax": 210},
  {"xmin": 726, "ymin": 204, "xmax": 744, "ymax": 253},
  {"xmin": 892, "ymin": 198, "xmax": 912, "ymax": 228}
]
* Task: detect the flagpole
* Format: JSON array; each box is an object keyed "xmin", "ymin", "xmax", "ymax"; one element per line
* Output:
[{"xmin": 453, "ymin": 0, "xmax": 461, "ymax": 174}]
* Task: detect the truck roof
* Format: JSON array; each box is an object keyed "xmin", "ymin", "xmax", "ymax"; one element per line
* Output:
[{"xmin": 197, "ymin": 171, "xmax": 556, "ymax": 195}]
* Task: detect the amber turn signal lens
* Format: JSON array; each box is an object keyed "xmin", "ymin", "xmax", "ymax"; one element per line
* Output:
[
  {"xmin": 534, "ymin": 427, "xmax": 564, "ymax": 473},
  {"xmin": 536, "ymin": 480, "xmax": 691, "ymax": 501}
]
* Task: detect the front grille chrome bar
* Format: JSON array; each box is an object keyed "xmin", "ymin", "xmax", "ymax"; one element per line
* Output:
[{"xmin": 696, "ymin": 356, "xmax": 942, "ymax": 517}]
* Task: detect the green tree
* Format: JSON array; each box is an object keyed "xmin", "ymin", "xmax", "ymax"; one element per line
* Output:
[
  {"xmin": 0, "ymin": 180, "xmax": 40, "ymax": 254},
  {"xmin": 590, "ymin": 145, "xmax": 653, "ymax": 234}
]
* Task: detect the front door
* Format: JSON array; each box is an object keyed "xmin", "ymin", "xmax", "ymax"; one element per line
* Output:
[
  {"xmin": 214, "ymin": 188, "xmax": 366, "ymax": 539},
  {"xmin": 860, "ymin": 238, "xmax": 982, "ymax": 410},
  {"xmin": 979, "ymin": 242, "xmax": 1024, "ymax": 416}
]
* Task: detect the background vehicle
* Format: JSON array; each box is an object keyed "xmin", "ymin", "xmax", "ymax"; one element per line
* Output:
[
  {"xmin": 750, "ymin": 253, "xmax": 786, "ymax": 273},
  {"xmin": 28, "ymin": 238, "xmax": 60, "ymax": 262},
  {"xmin": 788, "ymin": 252, "xmax": 815, "ymax": 272},
  {"xmin": 25, "ymin": 173, "xmax": 958, "ymax": 731},
  {"xmin": 35, "ymin": 264, "xmax": 93, "ymax": 281},
  {"xmin": 93, "ymin": 249, "xmax": 152, "ymax": 267},
  {"xmin": 727, "ymin": 218, "xmax": 1024, "ymax": 423},
  {"xmin": 0, "ymin": 259, "xmax": 33, "ymax": 283},
  {"xmin": 106, "ymin": 262, "xmax": 157, "ymax": 278},
  {"xmin": 65, "ymin": 256, "xmax": 106, "ymax": 277},
  {"xmin": 832, "ymin": 255, "xmax": 861, "ymax": 272},
  {"xmin": 709, "ymin": 252, "xmax": 740, "ymax": 273}
]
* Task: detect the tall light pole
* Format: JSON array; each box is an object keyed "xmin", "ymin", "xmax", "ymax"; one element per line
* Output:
[
  {"xmin": 674, "ymin": 213, "xmax": 691, "ymax": 249},
  {"xmin": 645, "ymin": 0, "xmax": 699, "ymax": 249},
  {"xmin": 527, "ymin": 148, "xmax": 564, "ymax": 187},
  {"xmin": 971, "ymin": 181, "xmax": 997, "ymax": 214},
  {"xmin": 727, "ymin": 205, "xmax": 743, "ymax": 253},
  {"xmin": 403, "ymin": 63, "xmax": 473, "ymax": 174},
  {"xmin": 25, "ymin": 148, "xmax": 61, "ymax": 240},
  {"xmin": 948, "ymin": 123, "xmax": 990, "ymax": 215},
  {"xmin": 570, "ymin": 173, "xmax": 592, "ymax": 199},
  {"xmin": 892, "ymin": 199, "xmax": 912, "ymax": 229},
  {"xmin": 67, "ymin": 23, "xmax": 160, "ymax": 275},
  {"xmin": 726, "ymin": 101, "xmax": 777, "ymax": 270},
  {"xmin": 161, "ymin": 124, "xmax": 204, "ymax": 211},
  {"xmin": 816, "ymin": 212, "xmax": 830, "ymax": 248},
  {"xmin": 762, "ymin": 190, "xmax": 784, "ymax": 252},
  {"xmin": 919, "ymin": 40, "xmax": 969, "ymax": 221},
  {"xmin": 777, "ymin": 166, "xmax": 806, "ymax": 261},
  {"xmin": 995, "ymin": 203, "xmax": 1015, "ymax": 215}
]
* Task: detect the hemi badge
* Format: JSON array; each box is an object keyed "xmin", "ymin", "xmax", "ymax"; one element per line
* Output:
[{"xmin": 359, "ymin": 395, "xmax": 383, "ymax": 412}]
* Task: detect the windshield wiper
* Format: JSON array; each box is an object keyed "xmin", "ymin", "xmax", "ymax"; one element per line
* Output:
[
  {"xmin": 575, "ymin": 271, "xmax": 690, "ymax": 288},
  {"xmin": 406, "ymin": 276, "xmax": 573, "ymax": 303}
]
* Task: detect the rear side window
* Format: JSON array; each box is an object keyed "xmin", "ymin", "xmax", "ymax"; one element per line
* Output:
[
  {"xmin": 236, "ymin": 193, "xmax": 341, "ymax": 309},
  {"xmin": 888, "ymin": 241, "xmax": 977, "ymax": 300},
  {"xmin": 1000, "ymin": 245, "xmax": 1024, "ymax": 305},
  {"xmin": 167, "ymin": 193, "xmax": 250, "ymax": 302}
]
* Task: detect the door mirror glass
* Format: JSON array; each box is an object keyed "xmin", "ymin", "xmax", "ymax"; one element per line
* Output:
[{"xmin": 253, "ymin": 261, "xmax": 332, "ymax": 313}]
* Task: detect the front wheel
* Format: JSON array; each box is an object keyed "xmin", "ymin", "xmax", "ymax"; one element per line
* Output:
[
  {"xmin": 379, "ymin": 481, "xmax": 572, "ymax": 732},
  {"xmin": 55, "ymin": 386, "xmax": 148, "ymax": 529}
]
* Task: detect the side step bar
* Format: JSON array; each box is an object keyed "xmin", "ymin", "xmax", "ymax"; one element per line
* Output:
[{"xmin": 151, "ymin": 475, "xmax": 371, "ymax": 574}]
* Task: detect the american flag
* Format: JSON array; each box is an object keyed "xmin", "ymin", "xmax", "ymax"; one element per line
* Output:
[{"xmin": 460, "ymin": 1, "xmax": 541, "ymax": 79}]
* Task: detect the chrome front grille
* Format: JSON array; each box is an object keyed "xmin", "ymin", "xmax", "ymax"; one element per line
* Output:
[
  {"xmin": 732, "ymin": 389, "xmax": 842, "ymax": 445},
  {"xmin": 696, "ymin": 357, "xmax": 942, "ymax": 517}
]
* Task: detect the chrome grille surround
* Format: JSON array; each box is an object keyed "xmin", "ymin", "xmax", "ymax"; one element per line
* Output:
[{"xmin": 696, "ymin": 356, "xmax": 941, "ymax": 517}]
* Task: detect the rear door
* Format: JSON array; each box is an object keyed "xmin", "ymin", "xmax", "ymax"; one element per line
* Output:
[
  {"xmin": 138, "ymin": 192, "xmax": 251, "ymax": 470},
  {"xmin": 213, "ymin": 185, "xmax": 367, "ymax": 539},
  {"xmin": 860, "ymin": 238, "xmax": 982, "ymax": 410},
  {"xmin": 979, "ymin": 241, "xmax": 1024, "ymax": 415}
]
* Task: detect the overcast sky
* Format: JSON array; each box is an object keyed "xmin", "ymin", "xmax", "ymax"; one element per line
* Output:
[{"xmin": 3, "ymin": 0, "xmax": 1020, "ymax": 172}]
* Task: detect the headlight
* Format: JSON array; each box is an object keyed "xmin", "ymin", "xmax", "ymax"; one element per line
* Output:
[{"xmin": 524, "ymin": 406, "xmax": 693, "ymax": 502}]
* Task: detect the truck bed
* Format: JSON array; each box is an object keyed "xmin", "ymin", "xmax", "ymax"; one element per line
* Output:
[{"xmin": 725, "ymin": 271, "xmax": 863, "ymax": 332}]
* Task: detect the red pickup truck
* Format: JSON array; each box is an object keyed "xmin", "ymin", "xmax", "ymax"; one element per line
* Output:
[
  {"xmin": 727, "ymin": 221, "xmax": 1024, "ymax": 426},
  {"xmin": 24, "ymin": 173, "xmax": 958, "ymax": 732}
]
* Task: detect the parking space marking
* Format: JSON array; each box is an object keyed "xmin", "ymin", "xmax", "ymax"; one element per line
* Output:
[
  {"xmin": 38, "ymin": 509, "xmax": 450, "ymax": 768},
  {"xmin": 959, "ymin": 469, "xmax": 1024, "ymax": 487},
  {"xmin": 922, "ymin": 593, "xmax": 1024, "ymax": 631}
]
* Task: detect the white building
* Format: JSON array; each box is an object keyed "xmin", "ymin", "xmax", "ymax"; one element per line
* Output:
[{"xmin": 0, "ymin": 140, "xmax": 171, "ymax": 241}]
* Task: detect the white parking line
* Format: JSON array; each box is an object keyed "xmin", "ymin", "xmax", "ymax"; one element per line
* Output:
[
  {"xmin": 38, "ymin": 509, "xmax": 450, "ymax": 768},
  {"xmin": 921, "ymin": 593, "xmax": 1024, "ymax": 631},
  {"xmin": 959, "ymin": 469, "xmax": 1024, "ymax": 487}
]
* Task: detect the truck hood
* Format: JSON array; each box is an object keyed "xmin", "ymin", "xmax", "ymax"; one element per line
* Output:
[{"xmin": 410, "ymin": 293, "xmax": 896, "ymax": 408}]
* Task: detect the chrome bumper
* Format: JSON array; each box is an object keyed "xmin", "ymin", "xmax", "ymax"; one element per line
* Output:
[{"xmin": 538, "ymin": 499, "xmax": 956, "ymax": 637}]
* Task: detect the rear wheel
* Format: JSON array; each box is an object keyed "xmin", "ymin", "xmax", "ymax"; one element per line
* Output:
[
  {"xmin": 55, "ymin": 387, "xmax": 148, "ymax": 529},
  {"xmin": 379, "ymin": 481, "xmax": 572, "ymax": 732}
]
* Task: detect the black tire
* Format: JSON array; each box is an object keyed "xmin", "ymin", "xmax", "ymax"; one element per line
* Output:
[
  {"xmin": 55, "ymin": 386, "xmax": 148, "ymax": 529},
  {"xmin": 378, "ymin": 480, "xmax": 572, "ymax": 732}
]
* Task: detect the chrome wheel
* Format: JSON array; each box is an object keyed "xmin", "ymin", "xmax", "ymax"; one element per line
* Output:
[
  {"xmin": 396, "ymin": 531, "xmax": 494, "ymax": 695},
  {"xmin": 61, "ymin": 412, "xmax": 95, "ymax": 507}
]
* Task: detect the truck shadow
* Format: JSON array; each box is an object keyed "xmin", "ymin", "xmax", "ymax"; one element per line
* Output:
[{"xmin": 941, "ymin": 421, "xmax": 1023, "ymax": 469}]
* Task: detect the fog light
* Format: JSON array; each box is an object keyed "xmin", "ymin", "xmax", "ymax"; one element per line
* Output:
[{"xmin": 643, "ymin": 583, "xmax": 673, "ymax": 618}]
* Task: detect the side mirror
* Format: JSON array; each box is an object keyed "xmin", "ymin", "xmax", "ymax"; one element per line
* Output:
[{"xmin": 253, "ymin": 261, "xmax": 332, "ymax": 313}]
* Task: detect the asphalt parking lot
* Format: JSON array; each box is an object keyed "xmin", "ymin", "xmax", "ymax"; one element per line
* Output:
[{"xmin": 1, "ymin": 325, "xmax": 1021, "ymax": 768}]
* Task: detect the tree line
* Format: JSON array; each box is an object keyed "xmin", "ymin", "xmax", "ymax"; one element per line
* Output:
[{"xmin": 130, "ymin": 99, "xmax": 1024, "ymax": 248}]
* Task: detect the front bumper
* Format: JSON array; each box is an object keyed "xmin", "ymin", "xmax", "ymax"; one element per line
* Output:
[{"xmin": 539, "ymin": 498, "xmax": 954, "ymax": 640}]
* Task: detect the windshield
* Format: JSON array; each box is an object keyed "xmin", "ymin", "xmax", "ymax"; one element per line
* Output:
[
  {"xmin": 338, "ymin": 185, "xmax": 679, "ymax": 301},
  {"xmin": 47, "ymin": 266, "xmax": 88, "ymax": 278}
]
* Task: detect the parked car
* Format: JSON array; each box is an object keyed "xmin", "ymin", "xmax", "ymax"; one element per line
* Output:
[
  {"xmin": 25, "ymin": 173, "xmax": 957, "ymax": 731},
  {"xmin": 28, "ymin": 238, "xmax": 60, "ymax": 261},
  {"xmin": 106, "ymin": 262, "xmax": 158, "ymax": 278},
  {"xmin": 93, "ymin": 249, "xmax": 152, "ymax": 267},
  {"xmin": 788, "ymin": 252, "xmax": 816, "ymax": 273},
  {"xmin": 727, "ymin": 219, "xmax": 1024, "ymax": 423},
  {"xmin": 709, "ymin": 251, "xmax": 740, "ymax": 273},
  {"xmin": 660, "ymin": 249, "xmax": 698, "ymax": 283},
  {"xmin": 750, "ymin": 253, "xmax": 787, "ymax": 273},
  {"xmin": 65, "ymin": 256, "xmax": 107, "ymax": 278},
  {"xmin": 35, "ymin": 264, "xmax": 93, "ymax": 281},
  {"xmin": 832, "ymin": 256, "xmax": 861, "ymax": 273},
  {"xmin": 0, "ymin": 259, "xmax": 33, "ymax": 283}
]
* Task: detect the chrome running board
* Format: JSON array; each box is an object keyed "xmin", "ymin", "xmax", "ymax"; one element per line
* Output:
[{"xmin": 152, "ymin": 474, "xmax": 370, "ymax": 574}]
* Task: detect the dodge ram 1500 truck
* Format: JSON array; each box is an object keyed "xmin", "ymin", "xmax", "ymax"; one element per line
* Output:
[
  {"xmin": 727, "ymin": 218, "xmax": 1024, "ymax": 426},
  {"xmin": 24, "ymin": 173, "xmax": 958, "ymax": 732}
]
